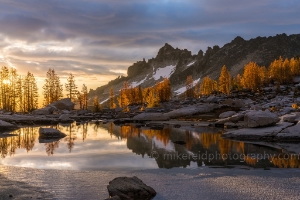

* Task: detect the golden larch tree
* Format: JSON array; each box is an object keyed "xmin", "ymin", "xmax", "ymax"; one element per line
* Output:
[{"xmin": 218, "ymin": 65, "xmax": 231, "ymax": 94}]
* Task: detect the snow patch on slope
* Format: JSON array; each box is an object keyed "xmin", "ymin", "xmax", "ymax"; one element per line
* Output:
[
  {"xmin": 153, "ymin": 65, "xmax": 176, "ymax": 80},
  {"xmin": 131, "ymin": 76, "xmax": 148, "ymax": 88},
  {"xmin": 187, "ymin": 61, "xmax": 195, "ymax": 67},
  {"xmin": 174, "ymin": 78, "xmax": 200, "ymax": 95},
  {"xmin": 153, "ymin": 136, "xmax": 175, "ymax": 152}
]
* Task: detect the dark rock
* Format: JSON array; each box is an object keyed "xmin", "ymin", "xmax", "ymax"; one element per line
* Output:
[
  {"xmin": 107, "ymin": 176, "xmax": 156, "ymax": 200},
  {"xmin": 174, "ymin": 124, "xmax": 181, "ymax": 128},
  {"xmin": 49, "ymin": 98, "xmax": 74, "ymax": 111},
  {"xmin": 39, "ymin": 128, "xmax": 67, "ymax": 138}
]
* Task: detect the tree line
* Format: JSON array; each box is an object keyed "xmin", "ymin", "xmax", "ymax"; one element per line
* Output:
[
  {"xmin": 186, "ymin": 56, "xmax": 300, "ymax": 98},
  {"xmin": 107, "ymin": 56, "xmax": 300, "ymax": 111},
  {"xmin": 0, "ymin": 67, "xmax": 89, "ymax": 112}
]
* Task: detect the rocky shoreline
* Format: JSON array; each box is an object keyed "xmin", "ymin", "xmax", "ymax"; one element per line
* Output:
[{"xmin": 1, "ymin": 81, "xmax": 300, "ymax": 143}]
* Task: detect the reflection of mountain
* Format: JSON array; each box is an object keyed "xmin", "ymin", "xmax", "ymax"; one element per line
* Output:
[
  {"xmin": 1, "ymin": 122, "xmax": 300, "ymax": 169},
  {"xmin": 106, "ymin": 123, "xmax": 300, "ymax": 169}
]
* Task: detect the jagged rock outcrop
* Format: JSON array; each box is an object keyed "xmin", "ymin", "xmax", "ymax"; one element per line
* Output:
[{"xmin": 89, "ymin": 33, "xmax": 300, "ymax": 104}]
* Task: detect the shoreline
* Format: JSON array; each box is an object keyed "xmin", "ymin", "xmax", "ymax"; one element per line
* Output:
[{"xmin": 1, "ymin": 165, "xmax": 300, "ymax": 199}]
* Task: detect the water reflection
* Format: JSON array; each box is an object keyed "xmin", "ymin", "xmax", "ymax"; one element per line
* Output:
[{"xmin": 0, "ymin": 122, "xmax": 299, "ymax": 170}]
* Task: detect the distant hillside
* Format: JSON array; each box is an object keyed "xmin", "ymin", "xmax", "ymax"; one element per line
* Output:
[{"xmin": 89, "ymin": 33, "xmax": 300, "ymax": 104}]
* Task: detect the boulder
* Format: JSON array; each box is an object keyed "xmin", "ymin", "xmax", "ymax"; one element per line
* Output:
[
  {"xmin": 275, "ymin": 122, "xmax": 300, "ymax": 141},
  {"xmin": 0, "ymin": 120, "xmax": 18, "ymax": 130},
  {"xmin": 222, "ymin": 122, "xmax": 293, "ymax": 140},
  {"xmin": 280, "ymin": 113, "xmax": 300, "ymax": 123},
  {"xmin": 61, "ymin": 110, "xmax": 71, "ymax": 114},
  {"xmin": 219, "ymin": 111, "xmax": 236, "ymax": 119},
  {"xmin": 49, "ymin": 98, "xmax": 74, "ymax": 111},
  {"xmin": 115, "ymin": 112, "xmax": 129, "ymax": 119},
  {"xmin": 32, "ymin": 106, "xmax": 56, "ymax": 115},
  {"xmin": 164, "ymin": 104, "xmax": 218, "ymax": 119},
  {"xmin": 107, "ymin": 176, "xmax": 156, "ymax": 200},
  {"xmin": 244, "ymin": 110, "xmax": 280, "ymax": 128},
  {"xmin": 206, "ymin": 95, "xmax": 218, "ymax": 103},
  {"xmin": 39, "ymin": 128, "xmax": 66, "ymax": 138},
  {"xmin": 133, "ymin": 113, "xmax": 169, "ymax": 121},
  {"xmin": 222, "ymin": 99, "xmax": 245, "ymax": 108},
  {"xmin": 59, "ymin": 114, "xmax": 73, "ymax": 122}
]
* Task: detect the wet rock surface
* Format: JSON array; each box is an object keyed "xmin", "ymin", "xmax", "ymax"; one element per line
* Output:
[
  {"xmin": 39, "ymin": 128, "xmax": 67, "ymax": 138},
  {"xmin": 107, "ymin": 176, "xmax": 156, "ymax": 200}
]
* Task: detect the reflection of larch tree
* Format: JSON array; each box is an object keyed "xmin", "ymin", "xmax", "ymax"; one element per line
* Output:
[
  {"xmin": 65, "ymin": 123, "xmax": 77, "ymax": 152},
  {"xmin": 82, "ymin": 123, "xmax": 88, "ymax": 141},
  {"xmin": 45, "ymin": 141, "xmax": 60, "ymax": 156}
]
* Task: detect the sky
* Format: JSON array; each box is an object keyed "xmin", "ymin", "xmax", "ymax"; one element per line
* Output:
[{"xmin": 0, "ymin": 0, "xmax": 300, "ymax": 102}]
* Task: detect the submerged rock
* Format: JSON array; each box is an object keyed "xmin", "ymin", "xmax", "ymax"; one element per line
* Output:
[
  {"xmin": 39, "ymin": 128, "xmax": 66, "ymax": 138},
  {"xmin": 107, "ymin": 176, "xmax": 156, "ymax": 200},
  {"xmin": 244, "ymin": 110, "xmax": 280, "ymax": 128}
]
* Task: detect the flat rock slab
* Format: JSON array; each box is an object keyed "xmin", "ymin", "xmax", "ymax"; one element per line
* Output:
[
  {"xmin": 39, "ymin": 128, "xmax": 67, "ymax": 138},
  {"xmin": 222, "ymin": 122, "xmax": 293, "ymax": 141},
  {"xmin": 245, "ymin": 110, "xmax": 280, "ymax": 128},
  {"xmin": 164, "ymin": 104, "xmax": 218, "ymax": 119},
  {"xmin": 133, "ymin": 113, "xmax": 169, "ymax": 121},
  {"xmin": 107, "ymin": 176, "xmax": 156, "ymax": 200},
  {"xmin": 275, "ymin": 123, "xmax": 300, "ymax": 141},
  {"xmin": 0, "ymin": 120, "xmax": 18, "ymax": 130}
]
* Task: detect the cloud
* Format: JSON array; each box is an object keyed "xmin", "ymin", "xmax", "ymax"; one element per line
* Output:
[{"xmin": 0, "ymin": 0, "xmax": 299, "ymax": 93}]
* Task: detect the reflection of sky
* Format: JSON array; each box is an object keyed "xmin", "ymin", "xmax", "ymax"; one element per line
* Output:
[{"xmin": 0, "ymin": 123, "xmax": 158, "ymax": 170}]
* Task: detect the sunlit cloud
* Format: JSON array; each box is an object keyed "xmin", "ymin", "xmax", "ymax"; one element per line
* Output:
[{"xmin": 0, "ymin": 0, "xmax": 298, "ymax": 98}]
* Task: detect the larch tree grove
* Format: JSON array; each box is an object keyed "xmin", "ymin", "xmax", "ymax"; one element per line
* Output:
[{"xmin": 43, "ymin": 69, "xmax": 63, "ymax": 106}]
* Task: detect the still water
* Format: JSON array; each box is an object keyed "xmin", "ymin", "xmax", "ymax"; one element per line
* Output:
[{"xmin": 0, "ymin": 122, "xmax": 299, "ymax": 170}]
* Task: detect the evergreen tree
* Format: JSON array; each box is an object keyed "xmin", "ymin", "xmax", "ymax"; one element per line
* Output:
[
  {"xmin": 23, "ymin": 72, "xmax": 38, "ymax": 112},
  {"xmin": 185, "ymin": 75, "xmax": 195, "ymax": 98},
  {"xmin": 218, "ymin": 65, "xmax": 231, "ymax": 94},
  {"xmin": 65, "ymin": 73, "xmax": 78, "ymax": 102},
  {"xmin": 93, "ymin": 96, "xmax": 101, "ymax": 112},
  {"xmin": 200, "ymin": 76, "xmax": 217, "ymax": 95},
  {"xmin": 109, "ymin": 87, "xmax": 116, "ymax": 109},
  {"xmin": 43, "ymin": 69, "xmax": 63, "ymax": 106}
]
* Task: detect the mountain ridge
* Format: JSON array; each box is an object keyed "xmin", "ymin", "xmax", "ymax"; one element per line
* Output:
[{"xmin": 89, "ymin": 33, "xmax": 300, "ymax": 104}]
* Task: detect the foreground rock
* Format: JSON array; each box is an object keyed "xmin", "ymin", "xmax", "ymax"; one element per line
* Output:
[
  {"xmin": 107, "ymin": 176, "xmax": 156, "ymax": 200},
  {"xmin": 244, "ymin": 110, "xmax": 280, "ymax": 128},
  {"xmin": 0, "ymin": 120, "xmax": 18, "ymax": 131},
  {"xmin": 275, "ymin": 122, "xmax": 300, "ymax": 141},
  {"xmin": 133, "ymin": 113, "xmax": 169, "ymax": 121},
  {"xmin": 219, "ymin": 111, "xmax": 236, "ymax": 119},
  {"xmin": 39, "ymin": 128, "xmax": 66, "ymax": 138}
]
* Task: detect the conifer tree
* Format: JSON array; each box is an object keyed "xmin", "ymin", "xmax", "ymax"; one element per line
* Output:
[
  {"xmin": 93, "ymin": 96, "xmax": 101, "ymax": 112},
  {"xmin": 218, "ymin": 65, "xmax": 231, "ymax": 94},
  {"xmin": 241, "ymin": 62, "xmax": 264, "ymax": 91},
  {"xmin": 185, "ymin": 75, "xmax": 195, "ymax": 98},
  {"xmin": 200, "ymin": 76, "xmax": 217, "ymax": 95},
  {"xmin": 43, "ymin": 69, "xmax": 63, "ymax": 106},
  {"xmin": 81, "ymin": 84, "xmax": 88, "ymax": 110},
  {"xmin": 23, "ymin": 72, "xmax": 38, "ymax": 112},
  {"xmin": 109, "ymin": 87, "xmax": 116, "ymax": 109},
  {"xmin": 65, "ymin": 73, "xmax": 78, "ymax": 102}
]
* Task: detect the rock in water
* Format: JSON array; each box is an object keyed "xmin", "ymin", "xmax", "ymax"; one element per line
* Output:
[
  {"xmin": 39, "ymin": 128, "xmax": 67, "ymax": 138},
  {"xmin": 244, "ymin": 110, "xmax": 280, "ymax": 128},
  {"xmin": 0, "ymin": 120, "xmax": 18, "ymax": 130},
  {"xmin": 107, "ymin": 176, "xmax": 156, "ymax": 200},
  {"xmin": 49, "ymin": 98, "xmax": 74, "ymax": 111}
]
